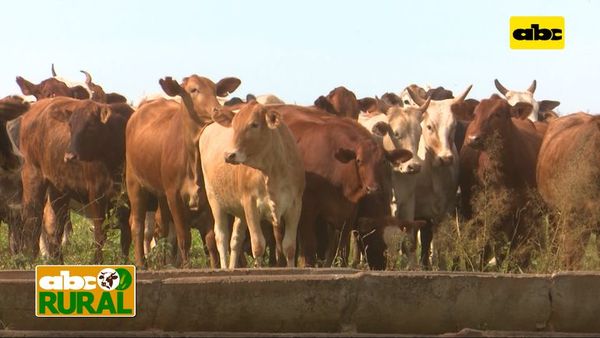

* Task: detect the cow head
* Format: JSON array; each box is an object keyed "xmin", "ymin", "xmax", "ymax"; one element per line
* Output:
[
  {"xmin": 160, "ymin": 75, "xmax": 241, "ymax": 126},
  {"xmin": 373, "ymin": 97, "xmax": 430, "ymax": 174},
  {"xmin": 409, "ymin": 85, "xmax": 473, "ymax": 166},
  {"xmin": 314, "ymin": 86, "xmax": 361, "ymax": 119},
  {"xmin": 400, "ymin": 84, "xmax": 427, "ymax": 107},
  {"xmin": 16, "ymin": 76, "xmax": 89, "ymax": 101},
  {"xmin": 494, "ymin": 79, "xmax": 559, "ymax": 122},
  {"xmin": 47, "ymin": 99, "xmax": 114, "ymax": 162},
  {"xmin": 0, "ymin": 96, "xmax": 29, "ymax": 174},
  {"xmin": 213, "ymin": 101, "xmax": 283, "ymax": 168},
  {"xmin": 464, "ymin": 95, "xmax": 533, "ymax": 149},
  {"xmin": 335, "ymin": 134, "xmax": 412, "ymax": 196}
]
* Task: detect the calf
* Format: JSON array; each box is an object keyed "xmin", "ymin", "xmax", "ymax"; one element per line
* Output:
[
  {"xmin": 460, "ymin": 95, "xmax": 544, "ymax": 266},
  {"xmin": 199, "ymin": 102, "xmax": 305, "ymax": 268},
  {"xmin": 126, "ymin": 75, "xmax": 240, "ymax": 268}
]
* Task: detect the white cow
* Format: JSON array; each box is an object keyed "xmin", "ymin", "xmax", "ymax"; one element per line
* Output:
[{"xmin": 410, "ymin": 84, "xmax": 473, "ymax": 267}]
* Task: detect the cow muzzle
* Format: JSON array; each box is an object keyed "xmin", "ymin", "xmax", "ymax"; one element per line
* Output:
[
  {"xmin": 64, "ymin": 152, "xmax": 78, "ymax": 162},
  {"xmin": 467, "ymin": 135, "xmax": 483, "ymax": 149}
]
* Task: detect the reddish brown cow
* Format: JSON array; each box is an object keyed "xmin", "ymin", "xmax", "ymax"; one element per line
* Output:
[
  {"xmin": 80, "ymin": 70, "xmax": 128, "ymax": 104},
  {"xmin": 16, "ymin": 76, "xmax": 89, "ymax": 101},
  {"xmin": 314, "ymin": 86, "xmax": 362, "ymax": 119},
  {"xmin": 536, "ymin": 113, "xmax": 600, "ymax": 268},
  {"xmin": 126, "ymin": 75, "xmax": 240, "ymax": 268},
  {"xmin": 274, "ymin": 105, "xmax": 412, "ymax": 267},
  {"xmin": 459, "ymin": 95, "xmax": 544, "ymax": 266},
  {"xmin": 18, "ymin": 98, "xmax": 133, "ymax": 261}
]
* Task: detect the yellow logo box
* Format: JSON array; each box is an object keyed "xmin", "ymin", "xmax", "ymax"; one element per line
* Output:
[
  {"xmin": 510, "ymin": 16, "xmax": 564, "ymax": 49},
  {"xmin": 35, "ymin": 265, "xmax": 136, "ymax": 317}
]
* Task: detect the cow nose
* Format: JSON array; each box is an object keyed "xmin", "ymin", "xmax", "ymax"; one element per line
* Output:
[
  {"xmin": 440, "ymin": 155, "xmax": 453, "ymax": 165},
  {"xmin": 64, "ymin": 152, "xmax": 77, "ymax": 162},
  {"xmin": 468, "ymin": 135, "xmax": 482, "ymax": 147},
  {"xmin": 366, "ymin": 184, "xmax": 380, "ymax": 194},
  {"xmin": 224, "ymin": 152, "xmax": 236, "ymax": 164},
  {"xmin": 407, "ymin": 163, "xmax": 421, "ymax": 173}
]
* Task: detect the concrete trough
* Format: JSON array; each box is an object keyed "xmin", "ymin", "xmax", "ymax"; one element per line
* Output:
[{"xmin": 0, "ymin": 269, "xmax": 598, "ymax": 335}]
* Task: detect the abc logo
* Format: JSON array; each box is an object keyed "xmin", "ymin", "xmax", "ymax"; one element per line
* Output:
[
  {"xmin": 513, "ymin": 24, "xmax": 562, "ymax": 41},
  {"xmin": 510, "ymin": 16, "xmax": 564, "ymax": 50}
]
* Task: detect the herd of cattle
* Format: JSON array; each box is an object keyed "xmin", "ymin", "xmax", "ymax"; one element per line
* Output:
[{"xmin": 0, "ymin": 65, "xmax": 598, "ymax": 270}]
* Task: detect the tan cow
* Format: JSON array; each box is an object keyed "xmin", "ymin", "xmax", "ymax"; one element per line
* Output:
[{"xmin": 199, "ymin": 102, "xmax": 305, "ymax": 268}]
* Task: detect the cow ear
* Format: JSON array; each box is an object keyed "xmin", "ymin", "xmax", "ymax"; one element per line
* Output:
[
  {"xmin": 314, "ymin": 95, "xmax": 336, "ymax": 114},
  {"xmin": 70, "ymin": 86, "xmax": 90, "ymax": 100},
  {"xmin": 358, "ymin": 97, "xmax": 377, "ymax": 113},
  {"xmin": 265, "ymin": 110, "xmax": 281, "ymax": 129},
  {"xmin": 212, "ymin": 107, "xmax": 234, "ymax": 127},
  {"xmin": 538, "ymin": 100, "xmax": 560, "ymax": 113},
  {"xmin": 334, "ymin": 148, "xmax": 356, "ymax": 163},
  {"xmin": 385, "ymin": 149, "xmax": 413, "ymax": 166},
  {"xmin": 511, "ymin": 102, "xmax": 533, "ymax": 119},
  {"xmin": 159, "ymin": 77, "xmax": 183, "ymax": 97},
  {"xmin": 16, "ymin": 77, "xmax": 37, "ymax": 97},
  {"xmin": 372, "ymin": 121, "xmax": 392, "ymax": 137},
  {"xmin": 451, "ymin": 99, "xmax": 478, "ymax": 121},
  {"xmin": 100, "ymin": 106, "xmax": 112, "ymax": 124},
  {"xmin": 216, "ymin": 77, "xmax": 241, "ymax": 97}
]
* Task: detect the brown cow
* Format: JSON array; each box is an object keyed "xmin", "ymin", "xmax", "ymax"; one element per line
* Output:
[
  {"xmin": 126, "ymin": 75, "xmax": 240, "ymax": 268},
  {"xmin": 273, "ymin": 105, "xmax": 412, "ymax": 267},
  {"xmin": 0, "ymin": 96, "xmax": 29, "ymax": 175},
  {"xmin": 200, "ymin": 102, "xmax": 305, "ymax": 268},
  {"xmin": 536, "ymin": 112, "xmax": 600, "ymax": 268},
  {"xmin": 459, "ymin": 95, "xmax": 543, "ymax": 266},
  {"xmin": 18, "ymin": 98, "xmax": 133, "ymax": 261},
  {"xmin": 16, "ymin": 75, "xmax": 89, "ymax": 101},
  {"xmin": 80, "ymin": 70, "xmax": 128, "ymax": 104}
]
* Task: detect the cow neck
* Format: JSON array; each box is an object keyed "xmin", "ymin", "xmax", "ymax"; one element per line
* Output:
[{"xmin": 494, "ymin": 122, "xmax": 525, "ymax": 188}]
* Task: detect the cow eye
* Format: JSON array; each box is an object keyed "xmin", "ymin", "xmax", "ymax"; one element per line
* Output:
[
  {"xmin": 250, "ymin": 122, "xmax": 259, "ymax": 128},
  {"xmin": 427, "ymin": 125, "xmax": 433, "ymax": 131},
  {"xmin": 403, "ymin": 100, "xmax": 410, "ymax": 105},
  {"xmin": 393, "ymin": 132, "xmax": 401, "ymax": 138},
  {"xmin": 190, "ymin": 88, "xmax": 198, "ymax": 93}
]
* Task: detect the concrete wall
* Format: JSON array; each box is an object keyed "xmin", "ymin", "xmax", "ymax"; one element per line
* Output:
[{"xmin": 0, "ymin": 269, "xmax": 598, "ymax": 334}]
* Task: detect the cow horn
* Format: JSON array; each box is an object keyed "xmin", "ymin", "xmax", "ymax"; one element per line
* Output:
[
  {"xmin": 51, "ymin": 63, "xmax": 57, "ymax": 77},
  {"xmin": 80, "ymin": 70, "xmax": 93, "ymax": 85},
  {"xmin": 527, "ymin": 80, "xmax": 537, "ymax": 94},
  {"xmin": 494, "ymin": 79, "xmax": 508, "ymax": 96},
  {"xmin": 454, "ymin": 84, "xmax": 473, "ymax": 103},
  {"xmin": 406, "ymin": 87, "xmax": 427, "ymax": 106}
]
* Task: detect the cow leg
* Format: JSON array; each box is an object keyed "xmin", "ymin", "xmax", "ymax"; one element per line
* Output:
[
  {"xmin": 46, "ymin": 187, "xmax": 70, "ymax": 262},
  {"xmin": 298, "ymin": 209, "xmax": 318, "ymax": 267},
  {"xmin": 201, "ymin": 225, "xmax": 219, "ymax": 269},
  {"xmin": 420, "ymin": 221, "xmax": 433, "ymax": 269},
  {"xmin": 144, "ymin": 211, "xmax": 156, "ymax": 257},
  {"xmin": 271, "ymin": 219, "xmax": 285, "ymax": 267},
  {"xmin": 281, "ymin": 204, "xmax": 301, "ymax": 268},
  {"xmin": 211, "ymin": 203, "xmax": 231, "ymax": 269},
  {"xmin": 114, "ymin": 204, "xmax": 132, "ymax": 262},
  {"xmin": 126, "ymin": 174, "xmax": 150, "ymax": 268},
  {"xmin": 39, "ymin": 197, "xmax": 55, "ymax": 259},
  {"xmin": 88, "ymin": 193, "xmax": 108, "ymax": 264},
  {"xmin": 20, "ymin": 162, "xmax": 48, "ymax": 257},
  {"xmin": 243, "ymin": 198, "xmax": 266, "ymax": 267},
  {"xmin": 165, "ymin": 190, "xmax": 191, "ymax": 268},
  {"xmin": 229, "ymin": 217, "xmax": 247, "ymax": 269}
]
